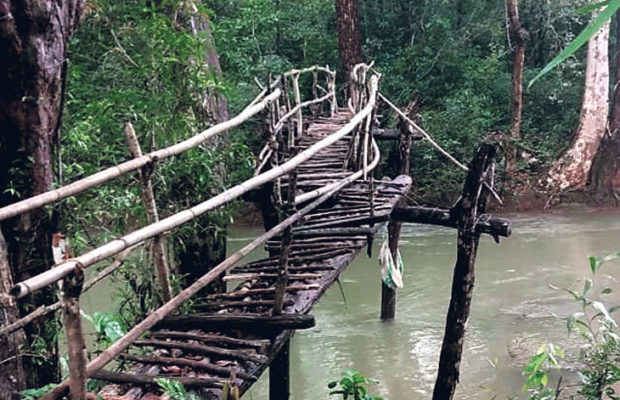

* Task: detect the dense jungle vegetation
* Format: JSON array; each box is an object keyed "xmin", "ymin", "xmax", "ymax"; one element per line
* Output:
[{"xmin": 1, "ymin": 0, "xmax": 620, "ymax": 398}]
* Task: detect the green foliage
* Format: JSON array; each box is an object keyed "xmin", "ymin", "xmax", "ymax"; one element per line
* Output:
[
  {"xmin": 526, "ymin": 252, "xmax": 620, "ymax": 400},
  {"xmin": 81, "ymin": 310, "xmax": 127, "ymax": 347},
  {"xmin": 328, "ymin": 370, "xmax": 383, "ymax": 400},
  {"xmin": 565, "ymin": 252, "xmax": 620, "ymax": 399},
  {"xmin": 20, "ymin": 384, "xmax": 57, "ymax": 400},
  {"xmin": 522, "ymin": 343, "xmax": 564, "ymax": 399},
  {"xmin": 529, "ymin": 0, "xmax": 620, "ymax": 87},
  {"xmin": 156, "ymin": 378, "xmax": 199, "ymax": 400}
]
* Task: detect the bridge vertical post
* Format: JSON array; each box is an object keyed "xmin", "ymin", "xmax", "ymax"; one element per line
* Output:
[
  {"xmin": 124, "ymin": 121, "xmax": 173, "ymax": 302},
  {"xmin": 270, "ymin": 338, "xmax": 291, "ymax": 400},
  {"xmin": 381, "ymin": 116, "xmax": 412, "ymax": 321},
  {"xmin": 62, "ymin": 266, "xmax": 87, "ymax": 400},
  {"xmin": 292, "ymin": 72, "xmax": 302, "ymax": 139}
]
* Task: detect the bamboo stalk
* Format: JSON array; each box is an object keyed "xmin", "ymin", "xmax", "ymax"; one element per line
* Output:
[
  {"xmin": 124, "ymin": 122, "xmax": 172, "ymax": 302},
  {"xmin": 62, "ymin": 266, "xmax": 87, "ymax": 400},
  {"xmin": 274, "ymin": 92, "xmax": 332, "ymax": 132},
  {"xmin": 274, "ymin": 154, "xmax": 297, "ymax": 315},
  {"xmin": 0, "ymin": 90, "xmax": 281, "ymax": 222},
  {"xmin": 13, "ymin": 76, "xmax": 378, "ymax": 299},
  {"xmin": 292, "ymin": 72, "xmax": 303, "ymax": 138},
  {"xmin": 41, "ymin": 147, "xmax": 376, "ymax": 399}
]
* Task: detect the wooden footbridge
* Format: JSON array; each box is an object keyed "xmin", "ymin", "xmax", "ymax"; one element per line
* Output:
[{"xmin": 0, "ymin": 63, "xmax": 511, "ymax": 399}]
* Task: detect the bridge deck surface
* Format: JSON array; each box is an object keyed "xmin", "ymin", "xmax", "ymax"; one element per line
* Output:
[{"xmin": 99, "ymin": 111, "xmax": 411, "ymax": 399}]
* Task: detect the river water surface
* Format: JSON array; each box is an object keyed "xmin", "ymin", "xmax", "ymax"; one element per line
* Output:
[
  {"xmin": 237, "ymin": 210, "xmax": 620, "ymax": 399},
  {"xmin": 81, "ymin": 210, "xmax": 620, "ymax": 399}
]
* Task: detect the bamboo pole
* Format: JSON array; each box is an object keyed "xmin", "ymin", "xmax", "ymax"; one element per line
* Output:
[
  {"xmin": 292, "ymin": 72, "xmax": 303, "ymax": 138},
  {"xmin": 274, "ymin": 92, "xmax": 332, "ymax": 132},
  {"xmin": 124, "ymin": 122, "xmax": 172, "ymax": 302},
  {"xmin": 0, "ymin": 89, "xmax": 281, "ymax": 223},
  {"xmin": 273, "ymin": 153, "xmax": 297, "ymax": 315},
  {"xmin": 62, "ymin": 266, "xmax": 87, "ymax": 400},
  {"xmin": 41, "ymin": 145, "xmax": 374, "ymax": 400},
  {"xmin": 11, "ymin": 76, "xmax": 378, "ymax": 299}
]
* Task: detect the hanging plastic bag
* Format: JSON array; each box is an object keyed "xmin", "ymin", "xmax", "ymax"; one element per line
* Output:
[{"xmin": 378, "ymin": 240, "xmax": 403, "ymax": 290}]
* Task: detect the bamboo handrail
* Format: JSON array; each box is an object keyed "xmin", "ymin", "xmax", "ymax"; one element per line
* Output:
[
  {"xmin": 0, "ymin": 90, "xmax": 281, "ymax": 222},
  {"xmin": 10, "ymin": 76, "xmax": 378, "ymax": 299},
  {"xmin": 377, "ymin": 92, "xmax": 468, "ymax": 171},
  {"xmin": 274, "ymin": 92, "xmax": 333, "ymax": 132}
]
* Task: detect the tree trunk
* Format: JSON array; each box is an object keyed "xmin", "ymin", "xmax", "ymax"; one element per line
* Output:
[
  {"xmin": 0, "ymin": 0, "xmax": 84, "ymax": 390},
  {"xmin": 546, "ymin": 13, "xmax": 610, "ymax": 192},
  {"xmin": 0, "ymin": 229, "xmax": 27, "ymax": 396},
  {"xmin": 188, "ymin": 4, "xmax": 229, "ymax": 124},
  {"xmin": 335, "ymin": 0, "xmax": 362, "ymax": 95},
  {"xmin": 591, "ymin": 11, "xmax": 620, "ymax": 204},
  {"xmin": 505, "ymin": 0, "xmax": 527, "ymax": 180}
]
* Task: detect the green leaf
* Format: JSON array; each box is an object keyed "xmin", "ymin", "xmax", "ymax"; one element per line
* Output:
[
  {"xmin": 583, "ymin": 278, "xmax": 592, "ymax": 296},
  {"xmin": 528, "ymin": 0, "xmax": 620, "ymax": 88},
  {"xmin": 592, "ymin": 301, "xmax": 618, "ymax": 327},
  {"xmin": 577, "ymin": 0, "xmax": 612, "ymax": 14},
  {"xmin": 590, "ymin": 256, "xmax": 598, "ymax": 274}
]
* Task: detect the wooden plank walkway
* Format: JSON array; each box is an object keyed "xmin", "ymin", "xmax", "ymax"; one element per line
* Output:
[{"xmin": 98, "ymin": 112, "xmax": 411, "ymax": 399}]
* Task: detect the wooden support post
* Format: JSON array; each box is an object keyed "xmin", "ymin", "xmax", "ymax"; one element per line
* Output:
[
  {"xmin": 432, "ymin": 144, "xmax": 496, "ymax": 400},
  {"xmin": 62, "ymin": 265, "xmax": 87, "ymax": 400},
  {"xmin": 380, "ymin": 117, "xmax": 412, "ymax": 321},
  {"xmin": 125, "ymin": 121, "xmax": 173, "ymax": 302},
  {"xmin": 328, "ymin": 69, "xmax": 337, "ymax": 116},
  {"xmin": 274, "ymin": 152, "xmax": 297, "ymax": 315},
  {"xmin": 312, "ymin": 70, "xmax": 319, "ymax": 118},
  {"xmin": 270, "ymin": 338, "xmax": 290, "ymax": 400},
  {"xmin": 282, "ymin": 76, "xmax": 294, "ymax": 150},
  {"xmin": 292, "ymin": 72, "xmax": 302, "ymax": 138}
]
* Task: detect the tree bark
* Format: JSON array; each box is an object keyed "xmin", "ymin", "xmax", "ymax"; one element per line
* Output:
[
  {"xmin": 0, "ymin": 229, "xmax": 27, "ymax": 396},
  {"xmin": 505, "ymin": 0, "xmax": 527, "ymax": 179},
  {"xmin": 335, "ymin": 0, "xmax": 362, "ymax": 95},
  {"xmin": 591, "ymin": 11, "xmax": 620, "ymax": 204},
  {"xmin": 188, "ymin": 3, "xmax": 229, "ymax": 124},
  {"xmin": 432, "ymin": 144, "xmax": 496, "ymax": 400},
  {"xmin": 546, "ymin": 13, "xmax": 610, "ymax": 192},
  {"xmin": 0, "ymin": 0, "xmax": 83, "ymax": 389}
]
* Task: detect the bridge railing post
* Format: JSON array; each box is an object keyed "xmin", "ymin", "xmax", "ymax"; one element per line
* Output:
[
  {"xmin": 381, "ymin": 103, "xmax": 411, "ymax": 321},
  {"xmin": 62, "ymin": 266, "xmax": 88, "ymax": 400},
  {"xmin": 124, "ymin": 121, "xmax": 173, "ymax": 302},
  {"xmin": 292, "ymin": 72, "xmax": 302, "ymax": 139}
]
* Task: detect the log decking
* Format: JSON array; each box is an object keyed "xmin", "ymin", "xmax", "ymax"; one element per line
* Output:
[{"xmin": 97, "ymin": 112, "xmax": 412, "ymax": 399}]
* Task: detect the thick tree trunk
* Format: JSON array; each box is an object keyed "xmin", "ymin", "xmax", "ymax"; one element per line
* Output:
[
  {"xmin": 591, "ymin": 11, "xmax": 620, "ymax": 204},
  {"xmin": 0, "ymin": 229, "xmax": 27, "ymax": 396},
  {"xmin": 189, "ymin": 4, "xmax": 229, "ymax": 124},
  {"xmin": 505, "ymin": 0, "xmax": 527, "ymax": 179},
  {"xmin": 0, "ymin": 0, "xmax": 83, "ymax": 390},
  {"xmin": 546, "ymin": 14, "xmax": 610, "ymax": 192},
  {"xmin": 335, "ymin": 0, "xmax": 362, "ymax": 95}
]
